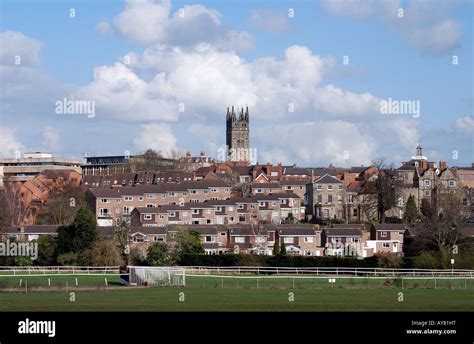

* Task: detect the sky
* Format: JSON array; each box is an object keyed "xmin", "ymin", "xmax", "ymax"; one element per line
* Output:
[{"xmin": 0, "ymin": 0, "xmax": 472, "ymax": 168}]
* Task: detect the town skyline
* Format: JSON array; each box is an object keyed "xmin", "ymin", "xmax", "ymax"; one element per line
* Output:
[{"xmin": 0, "ymin": 0, "xmax": 472, "ymax": 167}]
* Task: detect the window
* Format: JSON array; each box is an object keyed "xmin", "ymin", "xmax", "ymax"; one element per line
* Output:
[
  {"xmin": 204, "ymin": 190, "xmax": 208, "ymax": 194},
  {"xmin": 424, "ymin": 180, "xmax": 431, "ymax": 187},
  {"xmin": 448, "ymin": 180, "xmax": 455, "ymax": 187},
  {"xmin": 159, "ymin": 214, "xmax": 165, "ymax": 219},
  {"xmin": 100, "ymin": 198, "xmax": 109, "ymax": 203},
  {"xmin": 190, "ymin": 190, "xmax": 197, "ymax": 194},
  {"xmin": 271, "ymin": 201, "xmax": 276, "ymax": 206},
  {"xmin": 323, "ymin": 209, "xmax": 329, "ymax": 218},
  {"xmin": 124, "ymin": 196, "xmax": 133, "ymax": 201},
  {"xmin": 382, "ymin": 243, "xmax": 390, "ymax": 248},
  {"xmin": 280, "ymin": 199, "xmax": 285, "ymax": 204},
  {"xmin": 154, "ymin": 236, "xmax": 164, "ymax": 242},
  {"xmin": 317, "ymin": 195, "xmax": 322, "ymax": 204},
  {"xmin": 192, "ymin": 209, "xmax": 199, "ymax": 214},
  {"xmin": 250, "ymin": 204, "xmax": 256, "ymax": 209},
  {"xmin": 138, "ymin": 196, "xmax": 144, "ymax": 201},
  {"xmin": 327, "ymin": 185, "xmax": 333, "ymax": 191},
  {"xmin": 353, "ymin": 208, "xmax": 358, "ymax": 216},
  {"xmin": 133, "ymin": 236, "xmax": 144, "ymax": 243},
  {"xmin": 205, "ymin": 236, "xmax": 214, "ymax": 242},
  {"xmin": 338, "ymin": 185, "xmax": 343, "ymax": 190},
  {"xmin": 144, "ymin": 214, "xmax": 152, "ymax": 220},
  {"xmin": 304, "ymin": 236, "xmax": 314, "ymax": 243},
  {"xmin": 146, "ymin": 194, "xmax": 155, "ymax": 199},
  {"xmin": 259, "ymin": 201, "xmax": 265, "ymax": 207},
  {"xmin": 317, "ymin": 184, "xmax": 322, "ymax": 190},
  {"xmin": 424, "ymin": 190, "xmax": 431, "ymax": 197},
  {"xmin": 337, "ymin": 195, "xmax": 342, "ymax": 204},
  {"xmin": 182, "ymin": 192, "xmax": 187, "ymax": 196},
  {"xmin": 328, "ymin": 195, "xmax": 333, "ymax": 204},
  {"xmin": 216, "ymin": 206, "xmax": 222, "ymax": 212},
  {"xmin": 257, "ymin": 189, "xmax": 262, "ymax": 193},
  {"xmin": 220, "ymin": 232, "xmax": 226, "ymax": 236},
  {"xmin": 348, "ymin": 194, "xmax": 354, "ymax": 203},
  {"xmin": 168, "ymin": 192, "xmax": 176, "ymax": 196},
  {"xmin": 381, "ymin": 231, "xmax": 387, "ymax": 238},
  {"xmin": 168, "ymin": 211, "xmax": 175, "ymax": 217},
  {"xmin": 235, "ymin": 236, "xmax": 245, "ymax": 243},
  {"xmin": 160, "ymin": 194, "xmax": 166, "ymax": 199},
  {"xmin": 211, "ymin": 188, "xmax": 218, "ymax": 192},
  {"xmin": 229, "ymin": 216, "xmax": 235, "ymax": 222},
  {"xmin": 286, "ymin": 186, "xmax": 292, "ymax": 190},
  {"xmin": 224, "ymin": 188, "xmax": 229, "ymax": 192},
  {"xmin": 99, "ymin": 208, "xmax": 110, "ymax": 217},
  {"xmin": 146, "ymin": 204, "xmax": 154, "ymax": 208},
  {"xmin": 284, "ymin": 237, "xmax": 293, "ymax": 244},
  {"xmin": 237, "ymin": 204, "xmax": 244, "ymax": 209},
  {"xmin": 353, "ymin": 237, "xmax": 361, "ymax": 242},
  {"xmin": 333, "ymin": 236, "xmax": 341, "ymax": 243}
]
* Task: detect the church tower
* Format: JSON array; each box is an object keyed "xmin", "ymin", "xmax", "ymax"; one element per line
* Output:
[{"xmin": 226, "ymin": 106, "xmax": 249, "ymax": 162}]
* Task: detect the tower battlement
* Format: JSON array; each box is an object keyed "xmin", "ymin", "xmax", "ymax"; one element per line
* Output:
[{"xmin": 226, "ymin": 106, "xmax": 249, "ymax": 162}]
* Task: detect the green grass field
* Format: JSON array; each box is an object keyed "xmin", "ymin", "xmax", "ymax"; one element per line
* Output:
[
  {"xmin": 0, "ymin": 274, "xmax": 473, "ymax": 311},
  {"xmin": 0, "ymin": 288, "xmax": 473, "ymax": 311}
]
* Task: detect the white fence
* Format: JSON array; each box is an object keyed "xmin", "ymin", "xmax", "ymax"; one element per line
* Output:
[
  {"xmin": 181, "ymin": 266, "xmax": 474, "ymax": 278},
  {"xmin": 0, "ymin": 266, "xmax": 120, "ymax": 277}
]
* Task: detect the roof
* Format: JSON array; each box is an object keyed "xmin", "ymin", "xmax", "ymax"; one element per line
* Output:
[
  {"xmin": 4, "ymin": 225, "xmax": 59, "ymax": 234},
  {"xmin": 252, "ymin": 182, "xmax": 281, "ymax": 188},
  {"xmin": 371, "ymin": 224, "xmax": 406, "ymax": 232},
  {"xmin": 323, "ymin": 227, "xmax": 362, "ymax": 237},
  {"xmin": 313, "ymin": 174, "xmax": 343, "ymax": 184}
]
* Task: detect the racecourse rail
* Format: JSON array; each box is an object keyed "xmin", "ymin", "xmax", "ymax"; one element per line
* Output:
[{"xmin": 0, "ymin": 266, "xmax": 473, "ymax": 278}]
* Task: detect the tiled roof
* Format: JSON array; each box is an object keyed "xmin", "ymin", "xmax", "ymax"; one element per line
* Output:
[
  {"xmin": 313, "ymin": 174, "xmax": 343, "ymax": 184},
  {"xmin": 324, "ymin": 227, "xmax": 362, "ymax": 236}
]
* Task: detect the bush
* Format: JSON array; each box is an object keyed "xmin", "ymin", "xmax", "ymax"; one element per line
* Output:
[{"xmin": 57, "ymin": 252, "xmax": 79, "ymax": 266}]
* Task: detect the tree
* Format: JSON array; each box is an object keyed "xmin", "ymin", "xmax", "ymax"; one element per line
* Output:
[
  {"xmin": 171, "ymin": 230, "xmax": 204, "ymax": 262},
  {"xmin": 418, "ymin": 193, "xmax": 467, "ymax": 252},
  {"xmin": 273, "ymin": 230, "xmax": 280, "ymax": 256},
  {"xmin": 420, "ymin": 198, "xmax": 433, "ymax": 218},
  {"xmin": 147, "ymin": 242, "xmax": 168, "ymax": 266},
  {"xmin": 360, "ymin": 159, "xmax": 401, "ymax": 223},
  {"xmin": 57, "ymin": 207, "xmax": 99, "ymax": 254},
  {"xmin": 43, "ymin": 181, "xmax": 85, "ymax": 225},
  {"xmin": 35, "ymin": 235, "xmax": 57, "ymax": 265},
  {"xmin": 1, "ymin": 178, "xmax": 31, "ymax": 226},
  {"xmin": 81, "ymin": 240, "xmax": 123, "ymax": 266},
  {"xmin": 279, "ymin": 240, "xmax": 286, "ymax": 256},
  {"xmin": 403, "ymin": 195, "xmax": 418, "ymax": 225}
]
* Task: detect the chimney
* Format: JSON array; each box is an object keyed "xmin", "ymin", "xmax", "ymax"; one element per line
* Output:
[
  {"xmin": 266, "ymin": 162, "xmax": 271, "ymax": 176},
  {"xmin": 311, "ymin": 169, "xmax": 315, "ymax": 181},
  {"xmin": 277, "ymin": 162, "xmax": 282, "ymax": 178},
  {"xmin": 20, "ymin": 226, "xmax": 25, "ymax": 233},
  {"xmin": 439, "ymin": 160, "xmax": 447, "ymax": 171}
]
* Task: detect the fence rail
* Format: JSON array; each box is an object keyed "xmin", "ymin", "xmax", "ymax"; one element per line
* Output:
[
  {"xmin": 0, "ymin": 266, "xmax": 473, "ymax": 278},
  {"xmin": 181, "ymin": 266, "xmax": 474, "ymax": 278}
]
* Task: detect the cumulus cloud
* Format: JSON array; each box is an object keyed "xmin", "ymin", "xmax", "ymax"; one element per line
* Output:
[
  {"xmin": 0, "ymin": 31, "xmax": 42, "ymax": 65},
  {"xmin": 114, "ymin": 44, "xmax": 378, "ymax": 121},
  {"xmin": 454, "ymin": 116, "xmax": 474, "ymax": 133},
  {"xmin": 111, "ymin": 0, "xmax": 254, "ymax": 51},
  {"xmin": 249, "ymin": 9, "xmax": 292, "ymax": 33},
  {"xmin": 254, "ymin": 121, "xmax": 375, "ymax": 166},
  {"xmin": 0, "ymin": 127, "xmax": 24, "ymax": 157},
  {"xmin": 133, "ymin": 123, "xmax": 178, "ymax": 158}
]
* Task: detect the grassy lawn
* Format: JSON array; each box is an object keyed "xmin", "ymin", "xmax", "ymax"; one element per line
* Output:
[
  {"xmin": 0, "ymin": 287, "xmax": 473, "ymax": 312},
  {"xmin": 0, "ymin": 274, "xmax": 121, "ymax": 288}
]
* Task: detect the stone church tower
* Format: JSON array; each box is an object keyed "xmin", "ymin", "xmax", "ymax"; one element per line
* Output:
[{"xmin": 226, "ymin": 106, "xmax": 249, "ymax": 162}]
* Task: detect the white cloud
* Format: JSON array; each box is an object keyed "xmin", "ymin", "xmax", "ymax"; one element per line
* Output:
[
  {"xmin": 249, "ymin": 9, "xmax": 291, "ymax": 33},
  {"xmin": 0, "ymin": 127, "xmax": 24, "ymax": 158},
  {"xmin": 0, "ymin": 31, "xmax": 42, "ymax": 65},
  {"xmin": 254, "ymin": 121, "xmax": 375, "ymax": 166},
  {"xmin": 133, "ymin": 123, "xmax": 178, "ymax": 158},
  {"xmin": 111, "ymin": 0, "xmax": 254, "ymax": 51},
  {"xmin": 42, "ymin": 126, "xmax": 60, "ymax": 152},
  {"xmin": 454, "ymin": 116, "xmax": 474, "ymax": 133}
]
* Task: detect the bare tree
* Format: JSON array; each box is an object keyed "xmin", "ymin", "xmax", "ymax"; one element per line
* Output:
[
  {"xmin": 360, "ymin": 159, "xmax": 401, "ymax": 223},
  {"xmin": 43, "ymin": 180, "xmax": 85, "ymax": 225},
  {"xmin": 419, "ymin": 192, "xmax": 468, "ymax": 252},
  {"xmin": 2, "ymin": 178, "xmax": 31, "ymax": 226}
]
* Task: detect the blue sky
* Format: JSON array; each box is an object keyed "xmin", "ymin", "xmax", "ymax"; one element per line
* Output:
[{"xmin": 0, "ymin": 0, "xmax": 472, "ymax": 167}]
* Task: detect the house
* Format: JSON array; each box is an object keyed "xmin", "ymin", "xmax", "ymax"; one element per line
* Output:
[
  {"xmin": 321, "ymin": 226, "xmax": 364, "ymax": 257},
  {"xmin": 306, "ymin": 174, "xmax": 345, "ymax": 221},
  {"xmin": 367, "ymin": 223, "xmax": 406, "ymax": 256},
  {"xmin": 267, "ymin": 224, "xmax": 323, "ymax": 256}
]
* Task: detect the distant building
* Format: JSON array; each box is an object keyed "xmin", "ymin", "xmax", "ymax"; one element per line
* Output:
[
  {"xmin": 226, "ymin": 106, "xmax": 249, "ymax": 162},
  {"xmin": 0, "ymin": 152, "xmax": 82, "ymax": 186},
  {"xmin": 82, "ymin": 154, "xmax": 174, "ymax": 175}
]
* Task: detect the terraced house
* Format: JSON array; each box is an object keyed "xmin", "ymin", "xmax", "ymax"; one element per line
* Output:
[{"xmin": 86, "ymin": 180, "xmax": 231, "ymax": 226}]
